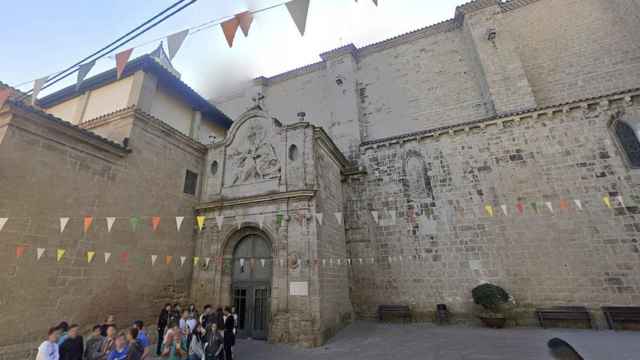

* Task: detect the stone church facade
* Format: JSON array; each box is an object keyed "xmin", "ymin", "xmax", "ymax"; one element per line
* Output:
[{"xmin": 1, "ymin": 0, "xmax": 640, "ymax": 358}]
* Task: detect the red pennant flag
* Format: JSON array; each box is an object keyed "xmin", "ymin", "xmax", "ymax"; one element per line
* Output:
[
  {"xmin": 151, "ymin": 216, "xmax": 161, "ymax": 231},
  {"xmin": 236, "ymin": 11, "xmax": 253, "ymax": 37},
  {"xmin": 221, "ymin": 18, "xmax": 240, "ymax": 47},
  {"xmin": 115, "ymin": 48, "xmax": 133, "ymax": 79},
  {"xmin": 16, "ymin": 245, "xmax": 27, "ymax": 258},
  {"xmin": 559, "ymin": 199, "xmax": 569, "ymax": 210},
  {"xmin": 0, "ymin": 88, "xmax": 10, "ymax": 109},
  {"xmin": 120, "ymin": 251, "xmax": 129, "ymax": 263},
  {"xmin": 516, "ymin": 202, "xmax": 524, "ymax": 214},
  {"xmin": 83, "ymin": 217, "xmax": 93, "ymax": 233}
]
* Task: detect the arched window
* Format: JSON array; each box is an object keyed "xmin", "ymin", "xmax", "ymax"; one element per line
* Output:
[{"xmin": 614, "ymin": 121, "xmax": 640, "ymax": 168}]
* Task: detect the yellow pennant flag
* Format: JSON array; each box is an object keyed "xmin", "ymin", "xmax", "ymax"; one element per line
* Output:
[
  {"xmin": 194, "ymin": 256, "xmax": 200, "ymax": 266},
  {"xmin": 56, "ymin": 249, "xmax": 66, "ymax": 262},
  {"xmin": 484, "ymin": 204, "xmax": 494, "ymax": 217},
  {"xmin": 87, "ymin": 251, "xmax": 96, "ymax": 263},
  {"xmin": 196, "ymin": 216, "xmax": 206, "ymax": 231},
  {"xmin": 603, "ymin": 196, "xmax": 612, "ymax": 208}
]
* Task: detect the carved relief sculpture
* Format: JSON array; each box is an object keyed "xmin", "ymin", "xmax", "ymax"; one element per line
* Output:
[{"xmin": 228, "ymin": 119, "xmax": 281, "ymax": 185}]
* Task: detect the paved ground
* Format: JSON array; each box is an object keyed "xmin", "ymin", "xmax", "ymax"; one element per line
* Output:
[
  {"xmin": 150, "ymin": 321, "xmax": 640, "ymax": 359},
  {"xmin": 230, "ymin": 321, "xmax": 640, "ymax": 360}
]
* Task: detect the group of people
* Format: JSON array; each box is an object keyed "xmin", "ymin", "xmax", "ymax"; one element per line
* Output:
[
  {"xmin": 35, "ymin": 303, "xmax": 239, "ymax": 360},
  {"xmin": 36, "ymin": 315, "xmax": 151, "ymax": 360},
  {"xmin": 156, "ymin": 303, "xmax": 238, "ymax": 360}
]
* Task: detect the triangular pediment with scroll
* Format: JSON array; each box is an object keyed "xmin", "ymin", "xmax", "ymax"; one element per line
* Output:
[{"xmin": 220, "ymin": 106, "xmax": 283, "ymax": 188}]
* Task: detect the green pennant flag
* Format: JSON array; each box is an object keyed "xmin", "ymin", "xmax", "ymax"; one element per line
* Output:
[
  {"xmin": 276, "ymin": 212, "xmax": 283, "ymax": 226},
  {"xmin": 130, "ymin": 216, "xmax": 140, "ymax": 231},
  {"xmin": 530, "ymin": 202, "xmax": 538, "ymax": 213}
]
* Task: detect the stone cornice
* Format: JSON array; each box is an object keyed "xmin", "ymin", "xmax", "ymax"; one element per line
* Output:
[
  {"xmin": 360, "ymin": 87, "xmax": 640, "ymax": 152},
  {"xmin": 80, "ymin": 106, "xmax": 207, "ymax": 156},
  {"xmin": 1, "ymin": 100, "xmax": 130, "ymax": 158},
  {"xmin": 313, "ymin": 127, "xmax": 351, "ymax": 169},
  {"xmin": 196, "ymin": 189, "xmax": 316, "ymax": 210}
]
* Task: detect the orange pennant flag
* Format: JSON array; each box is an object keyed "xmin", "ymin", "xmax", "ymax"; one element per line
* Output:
[
  {"xmin": 165, "ymin": 255, "xmax": 173, "ymax": 265},
  {"xmin": 84, "ymin": 216, "xmax": 93, "ymax": 233},
  {"xmin": 221, "ymin": 18, "xmax": 240, "ymax": 47},
  {"xmin": 116, "ymin": 48, "xmax": 133, "ymax": 79},
  {"xmin": 559, "ymin": 199, "xmax": 569, "ymax": 210},
  {"xmin": 16, "ymin": 245, "xmax": 27, "ymax": 258},
  {"xmin": 236, "ymin": 11, "xmax": 253, "ymax": 37},
  {"xmin": 152, "ymin": 216, "xmax": 161, "ymax": 231}
]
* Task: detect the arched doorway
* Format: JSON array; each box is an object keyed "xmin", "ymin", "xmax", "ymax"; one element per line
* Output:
[{"xmin": 232, "ymin": 233, "xmax": 272, "ymax": 339}]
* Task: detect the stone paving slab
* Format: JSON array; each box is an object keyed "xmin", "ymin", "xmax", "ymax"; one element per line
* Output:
[{"xmin": 150, "ymin": 321, "xmax": 640, "ymax": 359}]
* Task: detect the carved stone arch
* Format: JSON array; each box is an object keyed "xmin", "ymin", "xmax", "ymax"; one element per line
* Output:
[
  {"xmin": 221, "ymin": 224, "xmax": 276, "ymax": 258},
  {"xmin": 401, "ymin": 149, "xmax": 434, "ymax": 203}
]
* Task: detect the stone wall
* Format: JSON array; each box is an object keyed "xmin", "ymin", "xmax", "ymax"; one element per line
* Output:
[
  {"xmin": 345, "ymin": 90, "xmax": 640, "ymax": 325},
  {"xmin": 0, "ymin": 104, "xmax": 204, "ymax": 359}
]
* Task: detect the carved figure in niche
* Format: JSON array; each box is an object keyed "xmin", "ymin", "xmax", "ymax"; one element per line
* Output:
[
  {"xmin": 403, "ymin": 150, "xmax": 434, "ymax": 200},
  {"xmin": 229, "ymin": 119, "xmax": 281, "ymax": 185}
]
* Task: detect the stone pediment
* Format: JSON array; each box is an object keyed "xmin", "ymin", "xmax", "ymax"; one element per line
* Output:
[{"xmin": 218, "ymin": 106, "xmax": 284, "ymax": 189}]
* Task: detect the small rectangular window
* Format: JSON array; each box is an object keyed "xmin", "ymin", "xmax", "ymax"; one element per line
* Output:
[{"xmin": 183, "ymin": 170, "xmax": 198, "ymax": 195}]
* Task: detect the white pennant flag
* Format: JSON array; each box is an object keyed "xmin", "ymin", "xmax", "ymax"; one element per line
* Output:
[
  {"xmin": 32, "ymin": 76, "xmax": 48, "ymax": 104},
  {"xmin": 616, "ymin": 195, "xmax": 625, "ymax": 208},
  {"xmin": 176, "ymin": 216, "xmax": 184, "ymax": 231},
  {"xmin": 180, "ymin": 256, "xmax": 187, "ymax": 266},
  {"xmin": 106, "ymin": 217, "xmax": 116, "ymax": 232},
  {"xmin": 389, "ymin": 210, "xmax": 397, "ymax": 225},
  {"xmin": 337, "ymin": 258, "xmax": 341, "ymax": 266},
  {"xmin": 205, "ymin": 258, "xmax": 211, "ymax": 267},
  {"xmin": 59, "ymin": 217, "xmax": 70, "ymax": 233},
  {"xmin": 36, "ymin": 248, "xmax": 46, "ymax": 260},
  {"xmin": 167, "ymin": 29, "xmax": 189, "ymax": 60},
  {"xmin": 236, "ymin": 217, "xmax": 242, "ymax": 229},
  {"xmin": 279, "ymin": 259, "xmax": 285, "ymax": 268},
  {"xmin": 359, "ymin": 258, "xmax": 363, "ymax": 264},
  {"xmin": 76, "ymin": 60, "xmax": 95, "ymax": 89},
  {"xmin": 216, "ymin": 215, "xmax": 224, "ymax": 230},
  {"xmin": 545, "ymin": 202, "xmax": 554, "ymax": 213},
  {"xmin": 285, "ymin": 0, "xmax": 311, "ymax": 36},
  {"xmin": 260, "ymin": 259, "xmax": 266, "ymax": 267},
  {"xmin": 500, "ymin": 205, "xmax": 508, "ymax": 216},
  {"xmin": 151, "ymin": 255, "xmax": 158, "ymax": 266},
  {"xmin": 0, "ymin": 217, "xmax": 7, "ymax": 232},
  {"xmin": 314, "ymin": 212, "xmax": 323, "ymax": 225},
  {"xmin": 334, "ymin": 212, "xmax": 343, "ymax": 225},
  {"xmin": 257, "ymin": 214, "xmax": 265, "ymax": 229},
  {"xmin": 322, "ymin": 259, "xmax": 326, "ymax": 267},
  {"xmin": 371, "ymin": 211, "xmax": 379, "ymax": 224},
  {"xmin": 239, "ymin": 258, "xmax": 245, "ymax": 267},
  {"xmin": 104, "ymin": 252, "xmax": 111, "ymax": 263},
  {"xmin": 574, "ymin": 199, "xmax": 583, "ymax": 210}
]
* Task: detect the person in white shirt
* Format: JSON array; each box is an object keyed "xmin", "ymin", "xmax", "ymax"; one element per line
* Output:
[{"xmin": 36, "ymin": 327, "xmax": 60, "ymax": 360}]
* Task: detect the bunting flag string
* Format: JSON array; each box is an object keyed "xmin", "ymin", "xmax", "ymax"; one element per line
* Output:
[
  {"xmin": 176, "ymin": 216, "xmax": 184, "ymax": 231},
  {"xmin": 167, "ymin": 29, "xmax": 189, "ymax": 60},
  {"xmin": 115, "ymin": 48, "xmax": 133, "ymax": 79},
  {"xmin": 32, "ymin": 76, "xmax": 48, "ymax": 104},
  {"xmin": 286, "ymin": 0, "xmax": 311, "ymax": 36},
  {"xmin": 60, "ymin": 217, "xmax": 70, "ymax": 233},
  {"xmin": 106, "ymin": 217, "xmax": 116, "ymax": 232},
  {"xmin": 56, "ymin": 249, "xmax": 65, "ymax": 262},
  {"xmin": 221, "ymin": 17, "xmax": 240, "ymax": 48},
  {"xmin": 236, "ymin": 11, "xmax": 254, "ymax": 37},
  {"xmin": 152, "ymin": 216, "xmax": 161, "ymax": 232},
  {"xmin": 83, "ymin": 216, "xmax": 93, "ymax": 233},
  {"xmin": 76, "ymin": 61, "xmax": 96, "ymax": 90}
]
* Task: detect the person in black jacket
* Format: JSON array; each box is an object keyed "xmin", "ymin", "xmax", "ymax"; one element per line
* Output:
[
  {"xmin": 156, "ymin": 303, "xmax": 171, "ymax": 355},
  {"xmin": 58, "ymin": 324, "xmax": 83, "ymax": 360},
  {"xmin": 222, "ymin": 307, "xmax": 235, "ymax": 360}
]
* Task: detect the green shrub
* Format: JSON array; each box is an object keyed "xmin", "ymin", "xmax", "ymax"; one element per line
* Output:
[{"xmin": 472, "ymin": 283, "xmax": 509, "ymax": 310}]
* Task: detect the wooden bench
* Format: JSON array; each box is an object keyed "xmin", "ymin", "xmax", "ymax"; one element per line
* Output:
[
  {"xmin": 602, "ymin": 306, "xmax": 640, "ymax": 330},
  {"xmin": 536, "ymin": 306, "xmax": 594, "ymax": 329},
  {"xmin": 378, "ymin": 305, "xmax": 411, "ymax": 322}
]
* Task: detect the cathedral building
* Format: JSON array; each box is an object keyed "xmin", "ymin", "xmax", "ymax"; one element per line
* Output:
[{"xmin": 1, "ymin": 0, "xmax": 640, "ymax": 357}]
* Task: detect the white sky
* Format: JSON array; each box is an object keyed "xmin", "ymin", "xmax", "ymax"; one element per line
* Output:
[{"xmin": 2, "ymin": 0, "xmax": 468, "ymax": 99}]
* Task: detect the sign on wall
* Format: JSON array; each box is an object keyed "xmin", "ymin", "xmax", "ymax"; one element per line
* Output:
[{"xmin": 289, "ymin": 281, "xmax": 309, "ymax": 296}]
